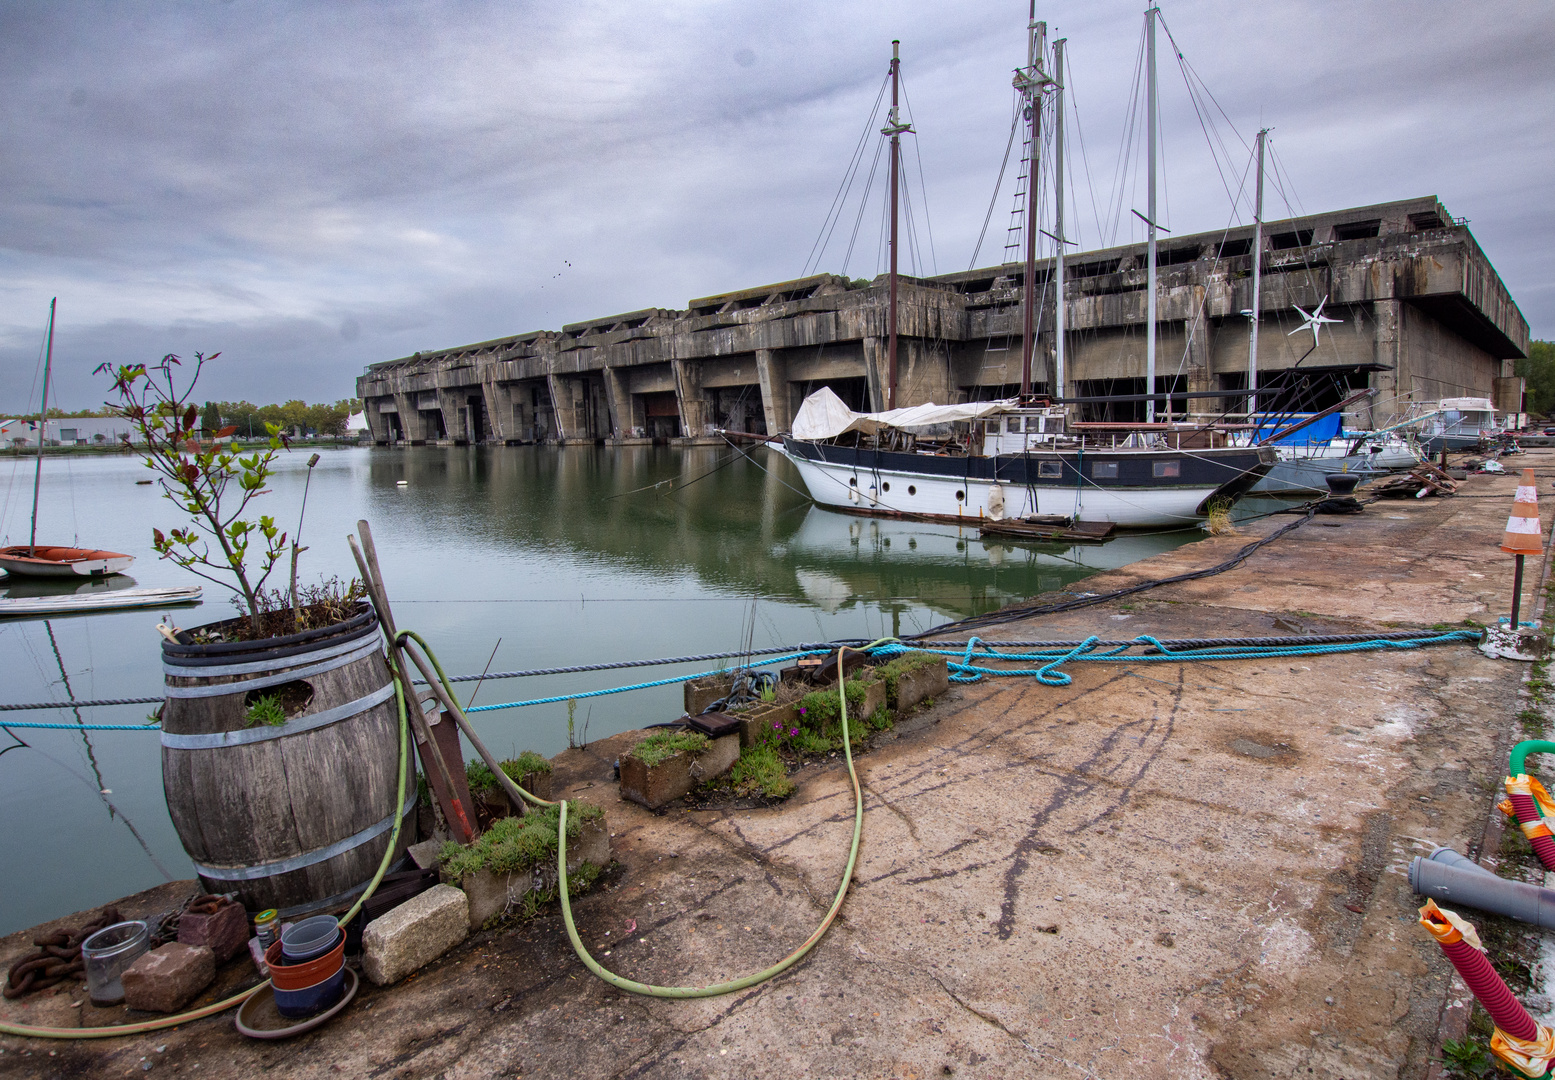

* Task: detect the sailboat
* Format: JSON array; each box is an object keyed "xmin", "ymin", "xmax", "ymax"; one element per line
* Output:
[
  {"xmin": 777, "ymin": 23, "xmax": 1274, "ymax": 528},
  {"xmin": 0, "ymin": 300, "xmax": 134, "ymax": 579}
]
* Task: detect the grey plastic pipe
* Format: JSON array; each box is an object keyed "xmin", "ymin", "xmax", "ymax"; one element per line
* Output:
[{"xmin": 1410, "ymin": 848, "xmax": 1555, "ymax": 929}]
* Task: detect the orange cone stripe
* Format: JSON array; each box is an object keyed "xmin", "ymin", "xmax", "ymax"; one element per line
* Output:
[{"xmin": 1502, "ymin": 468, "xmax": 1544, "ymax": 555}]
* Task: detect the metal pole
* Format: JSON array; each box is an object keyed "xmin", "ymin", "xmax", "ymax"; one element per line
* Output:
[
  {"xmin": 1248, "ymin": 129, "xmax": 1266, "ymax": 418},
  {"xmin": 887, "ymin": 40, "xmax": 901, "ymax": 412},
  {"xmin": 1019, "ymin": 12, "xmax": 1045, "ymax": 398},
  {"xmin": 1512, "ymin": 553, "xmax": 1526, "ymax": 630},
  {"xmin": 1053, "ymin": 37, "xmax": 1067, "ymax": 403},
  {"xmin": 29, "ymin": 298, "xmax": 56, "ymax": 554},
  {"xmin": 1145, "ymin": 6, "xmax": 1158, "ymax": 424}
]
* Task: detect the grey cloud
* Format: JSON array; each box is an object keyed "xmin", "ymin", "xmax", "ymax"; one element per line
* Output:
[{"xmin": 1, "ymin": 1, "xmax": 1550, "ymax": 412}]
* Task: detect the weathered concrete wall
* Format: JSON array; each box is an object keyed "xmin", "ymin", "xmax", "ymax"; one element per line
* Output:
[{"xmin": 358, "ymin": 197, "xmax": 1528, "ymax": 444}]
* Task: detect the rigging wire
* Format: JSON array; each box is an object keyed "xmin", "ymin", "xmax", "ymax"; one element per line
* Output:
[
  {"xmin": 969, "ymin": 91, "xmax": 1022, "ymax": 270},
  {"xmin": 897, "ymin": 71, "xmax": 938, "ymax": 276},
  {"xmin": 841, "ymin": 133, "xmax": 888, "ymax": 276},
  {"xmin": 802, "ymin": 72, "xmax": 891, "ymax": 278}
]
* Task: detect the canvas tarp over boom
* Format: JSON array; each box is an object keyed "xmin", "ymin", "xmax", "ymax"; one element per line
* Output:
[{"xmin": 789, "ymin": 387, "xmax": 1016, "ymax": 440}]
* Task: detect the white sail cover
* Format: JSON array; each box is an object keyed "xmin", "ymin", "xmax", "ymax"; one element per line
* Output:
[{"xmin": 789, "ymin": 387, "xmax": 1016, "ymax": 440}]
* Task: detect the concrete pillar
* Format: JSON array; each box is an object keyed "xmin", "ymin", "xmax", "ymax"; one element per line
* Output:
[
  {"xmin": 364, "ymin": 401, "xmax": 391, "ymax": 443},
  {"xmin": 672, "ymin": 360, "xmax": 710, "ymax": 437},
  {"xmin": 603, "ymin": 367, "xmax": 629, "ymax": 439},
  {"xmin": 862, "ymin": 336, "xmax": 886, "ymax": 412},
  {"xmin": 1372, "ymin": 298, "xmax": 1402, "ymax": 427},
  {"xmin": 899, "ymin": 339, "xmax": 952, "ymax": 407},
  {"xmin": 393, "ymin": 393, "xmax": 426, "ymax": 442},
  {"xmin": 480, "ymin": 377, "xmax": 509, "ymax": 443},
  {"xmin": 1184, "ymin": 285, "xmax": 1214, "ymax": 414},
  {"xmin": 546, "ymin": 375, "xmax": 571, "ymax": 442},
  {"xmin": 436, "ymin": 389, "xmax": 464, "ymax": 443},
  {"xmin": 756, "ymin": 348, "xmax": 792, "ymax": 434}
]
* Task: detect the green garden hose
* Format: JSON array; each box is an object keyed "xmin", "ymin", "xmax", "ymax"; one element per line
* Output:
[{"xmin": 400, "ymin": 629, "xmax": 891, "ymax": 998}]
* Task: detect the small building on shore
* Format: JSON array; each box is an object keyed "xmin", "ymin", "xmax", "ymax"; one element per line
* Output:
[
  {"xmin": 1, "ymin": 416, "xmax": 139, "ymax": 448},
  {"xmin": 356, "ymin": 196, "xmax": 1530, "ymax": 446}
]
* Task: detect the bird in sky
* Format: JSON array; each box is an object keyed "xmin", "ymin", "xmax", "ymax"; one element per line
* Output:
[{"xmin": 1288, "ymin": 295, "xmax": 1343, "ymax": 346}]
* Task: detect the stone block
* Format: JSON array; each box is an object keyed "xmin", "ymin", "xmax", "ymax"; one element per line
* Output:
[
  {"xmin": 176, "ymin": 900, "xmax": 247, "ymax": 963},
  {"xmin": 121, "ymin": 943, "xmax": 215, "ymax": 1013},
  {"xmin": 894, "ymin": 657, "xmax": 950, "ymax": 711},
  {"xmin": 362, "ymin": 884, "xmax": 469, "ymax": 986},
  {"xmin": 408, "ymin": 838, "xmax": 443, "ymax": 872},
  {"xmin": 619, "ymin": 733, "xmax": 740, "ymax": 809}
]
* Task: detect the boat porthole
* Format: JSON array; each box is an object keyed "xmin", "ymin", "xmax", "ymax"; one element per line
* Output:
[
  {"xmin": 955, "ymin": 490, "xmax": 965, "ymax": 502},
  {"xmin": 881, "ymin": 482, "xmax": 890, "ymax": 492},
  {"xmin": 908, "ymin": 485, "xmax": 916, "ymax": 495},
  {"xmin": 849, "ymin": 477, "xmax": 857, "ymax": 486}
]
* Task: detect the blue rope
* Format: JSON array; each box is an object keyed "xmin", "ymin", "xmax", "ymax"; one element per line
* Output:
[
  {"xmin": 868, "ymin": 631, "xmax": 1481, "ymax": 687},
  {"xmin": 1, "ymin": 722, "xmax": 161, "ymax": 731}
]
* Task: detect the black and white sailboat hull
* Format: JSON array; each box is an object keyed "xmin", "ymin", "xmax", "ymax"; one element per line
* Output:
[{"xmin": 781, "ymin": 439, "xmax": 1274, "ymax": 528}]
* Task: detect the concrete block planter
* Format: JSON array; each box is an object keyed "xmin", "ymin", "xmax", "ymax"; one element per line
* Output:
[
  {"xmin": 890, "ymin": 655, "xmax": 950, "ymax": 711},
  {"xmin": 443, "ymin": 808, "xmax": 610, "ymax": 930},
  {"xmin": 619, "ymin": 731, "xmax": 740, "ymax": 809},
  {"xmin": 683, "ymin": 675, "xmax": 733, "ymax": 717},
  {"xmin": 736, "ymin": 702, "xmax": 799, "ymax": 747}
]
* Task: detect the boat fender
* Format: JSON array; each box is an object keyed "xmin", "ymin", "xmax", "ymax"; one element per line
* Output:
[{"xmin": 987, "ymin": 483, "xmax": 1006, "ymax": 521}]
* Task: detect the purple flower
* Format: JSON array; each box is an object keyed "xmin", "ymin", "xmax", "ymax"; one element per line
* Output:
[
  {"xmin": 773, "ymin": 722, "xmax": 781, "ymax": 730},
  {"xmin": 789, "ymin": 728, "xmax": 799, "ymax": 736},
  {"xmin": 798, "ymin": 707, "xmax": 807, "ymax": 715}
]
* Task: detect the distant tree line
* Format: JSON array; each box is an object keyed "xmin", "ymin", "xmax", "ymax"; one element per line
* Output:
[
  {"xmin": 1517, "ymin": 340, "xmax": 1555, "ymax": 416},
  {"xmin": 203, "ymin": 399, "xmax": 359, "ymax": 438}
]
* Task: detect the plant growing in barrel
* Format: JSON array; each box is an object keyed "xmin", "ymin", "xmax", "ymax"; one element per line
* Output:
[{"xmin": 99, "ymin": 351, "xmax": 289, "ymax": 635}]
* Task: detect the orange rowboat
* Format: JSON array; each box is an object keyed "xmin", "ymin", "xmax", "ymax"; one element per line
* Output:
[{"xmin": 0, "ymin": 546, "xmax": 135, "ymax": 579}]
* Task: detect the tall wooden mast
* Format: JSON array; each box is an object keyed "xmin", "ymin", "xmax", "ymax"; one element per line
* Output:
[
  {"xmin": 1014, "ymin": 8, "xmax": 1049, "ymax": 398},
  {"xmin": 1247, "ymin": 128, "xmax": 1267, "ymax": 417},
  {"xmin": 883, "ymin": 40, "xmax": 912, "ymax": 411},
  {"xmin": 29, "ymin": 298, "xmax": 56, "ymax": 553},
  {"xmin": 1145, "ymin": 5, "xmax": 1159, "ymax": 423},
  {"xmin": 1052, "ymin": 36, "xmax": 1068, "ymax": 402}
]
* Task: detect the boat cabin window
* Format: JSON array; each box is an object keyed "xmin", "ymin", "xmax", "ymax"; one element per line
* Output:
[
  {"xmin": 1091, "ymin": 462, "xmax": 1119, "ymax": 479},
  {"xmin": 1153, "ymin": 460, "xmax": 1181, "ymax": 478},
  {"xmin": 1006, "ymin": 418, "xmax": 1023, "ymax": 433},
  {"xmin": 984, "ymin": 421, "xmax": 1001, "ymax": 436},
  {"xmin": 1038, "ymin": 461, "xmax": 1064, "ymax": 479}
]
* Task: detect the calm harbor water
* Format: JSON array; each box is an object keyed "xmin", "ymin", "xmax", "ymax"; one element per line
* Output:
[{"xmin": 0, "ymin": 444, "xmax": 1205, "ymax": 935}]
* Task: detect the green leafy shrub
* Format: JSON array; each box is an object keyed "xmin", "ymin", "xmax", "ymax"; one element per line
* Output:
[
  {"xmin": 628, "ymin": 729, "xmax": 709, "ymax": 767},
  {"xmin": 466, "ymin": 751, "xmax": 553, "ymax": 796},
  {"xmin": 730, "ymin": 745, "xmax": 795, "ymax": 800},
  {"xmin": 439, "ymin": 802, "xmax": 604, "ymax": 884},
  {"xmin": 797, "ymin": 676, "xmax": 872, "ymax": 731}
]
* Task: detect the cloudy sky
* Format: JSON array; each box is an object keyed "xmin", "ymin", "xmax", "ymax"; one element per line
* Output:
[{"xmin": 2, "ymin": 0, "xmax": 1551, "ymax": 411}]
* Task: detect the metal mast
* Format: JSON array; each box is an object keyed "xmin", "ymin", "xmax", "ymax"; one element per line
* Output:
[
  {"xmin": 29, "ymin": 298, "xmax": 56, "ymax": 553},
  {"xmin": 1014, "ymin": 6, "xmax": 1049, "ymax": 398},
  {"xmin": 1247, "ymin": 128, "xmax": 1267, "ymax": 417},
  {"xmin": 1052, "ymin": 36, "xmax": 1067, "ymax": 401},
  {"xmin": 883, "ymin": 40, "xmax": 912, "ymax": 411},
  {"xmin": 1145, "ymin": 5, "xmax": 1158, "ymax": 423}
]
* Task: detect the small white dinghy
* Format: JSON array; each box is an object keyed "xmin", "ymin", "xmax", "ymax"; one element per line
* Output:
[{"xmin": 0, "ymin": 585, "xmax": 201, "ymax": 619}]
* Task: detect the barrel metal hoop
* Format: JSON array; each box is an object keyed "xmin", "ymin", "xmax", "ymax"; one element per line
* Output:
[
  {"xmin": 162, "ymin": 637, "xmax": 384, "ymax": 699},
  {"xmin": 159, "ymin": 683, "xmax": 395, "ymax": 750},
  {"xmin": 162, "ymin": 627, "xmax": 381, "ymax": 678},
  {"xmin": 191, "ymin": 787, "xmax": 417, "ymax": 882}
]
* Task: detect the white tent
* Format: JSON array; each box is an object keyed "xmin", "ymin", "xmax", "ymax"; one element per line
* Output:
[{"xmin": 789, "ymin": 387, "xmax": 1015, "ymax": 440}]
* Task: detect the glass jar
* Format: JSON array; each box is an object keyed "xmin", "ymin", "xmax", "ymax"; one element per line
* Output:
[{"xmin": 81, "ymin": 921, "xmax": 150, "ymax": 1006}]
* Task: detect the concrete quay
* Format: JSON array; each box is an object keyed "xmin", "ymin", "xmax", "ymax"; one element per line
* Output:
[{"xmin": 3, "ymin": 453, "xmax": 1552, "ymax": 1079}]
